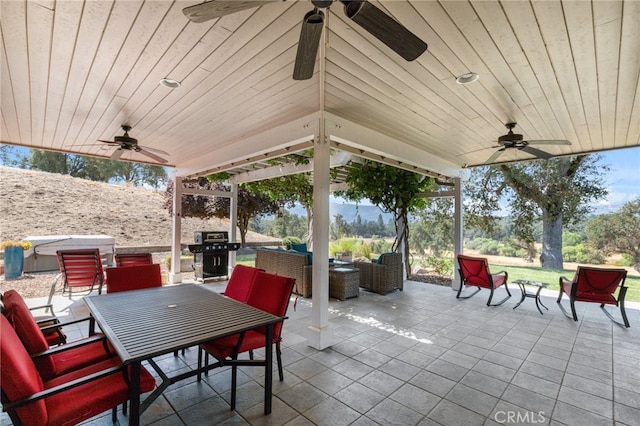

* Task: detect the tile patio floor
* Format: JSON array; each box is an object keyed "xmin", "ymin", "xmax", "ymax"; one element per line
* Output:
[{"xmin": 4, "ymin": 280, "xmax": 640, "ymax": 426}]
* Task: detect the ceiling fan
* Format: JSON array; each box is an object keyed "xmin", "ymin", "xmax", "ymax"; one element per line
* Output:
[
  {"xmin": 482, "ymin": 123, "xmax": 571, "ymax": 164},
  {"xmin": 182, "ymin": 0, "xmax": 428, "ymax": 80},
  {"xmin": 97, "ymin": 125, "xmax": 169, "ymax": 164}
]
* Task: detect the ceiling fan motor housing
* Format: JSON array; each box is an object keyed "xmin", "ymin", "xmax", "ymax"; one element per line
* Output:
[
  {"xmin": 498, "ymin": 132, "xmax": 523, "ymax": 144},
  {"xmin": 114, "ymin": 134, "xmax": 138, "ymax": 149}
]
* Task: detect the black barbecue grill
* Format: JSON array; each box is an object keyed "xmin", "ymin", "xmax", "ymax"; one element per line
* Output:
[{"xmin": 188, "ymin": 231, "xmax": 240, "ymax": 281}]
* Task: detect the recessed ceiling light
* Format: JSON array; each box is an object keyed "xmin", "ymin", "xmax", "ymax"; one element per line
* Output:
[
  {"xmin": 160, "ymin": 78, "xmax": 181, "ymax": 88},
  {"xmin": 456, "ymin": 72, "xmax": 479, "ymax": 84}
]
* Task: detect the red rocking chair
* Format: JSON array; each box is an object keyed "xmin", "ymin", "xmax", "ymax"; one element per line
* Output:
[
  {"xmin": 456, "ymin": 254, "xmax": 511, "ymax": 306},
  {"xmin": 557, "ymin": 266, "xmax": 629, "ymax": 327}
]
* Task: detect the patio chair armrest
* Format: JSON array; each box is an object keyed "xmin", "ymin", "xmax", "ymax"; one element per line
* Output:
[
  {"xmin": 559, "ymin": 276, "xmax": 572, "ymax": 285},
  {"xmin": 30, "ymin": 334, "xmax": 108, "ymax": 359},
  {"xmin": 493, "ymin": 270, "xmax": 507, "ymax": 276},
  {"xmin": 29, "ymin": 303, "xmax": 56, "ymax": 313},
  {"xmin": 35, "ymin": 315, "xmax": 60, "ymax": 326},
  {"xmin": 39, "ymin": 315, "xmax": 96, "ymax": 333},
  {"xmin": 1, "ymin": 365, "xmax": 124, "ymax": 410}
]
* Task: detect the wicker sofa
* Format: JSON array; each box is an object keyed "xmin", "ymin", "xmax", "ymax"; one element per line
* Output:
[
  {"xmin": 354, "ymin": 252, "xmax": 403, "ymax": 295},
  {"xmin": 255, "ymin": 248, "xmax": 313, "ymax": 298}
]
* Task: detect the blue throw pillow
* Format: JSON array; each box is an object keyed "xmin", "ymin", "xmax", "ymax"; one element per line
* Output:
[
  {"xmin": 377, "ymin": 252, "xmax": 394, "ymax": 264},
  {"xmin": 291, "ymin": 242, "xmax": 308, "ymax": 253},
  {"xmin": 306, "ymin": 252, "xmax": 313, "ymax": 265}
]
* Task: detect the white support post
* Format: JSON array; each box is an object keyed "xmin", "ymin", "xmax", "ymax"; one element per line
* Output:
[
  {"xmin": 307, "ymin": 118, "xmax": 333, "ymax": 350},
  {"xmin": 170, "ymin": 175, "xmax": 183, "ymax": 284},
  {"xmin": 453, "ymin": 177, "xmax": 463, "ymax": 291},
  {"xmin": 229, "ymin": 182, "xmax": 238, "ymax": 274}
]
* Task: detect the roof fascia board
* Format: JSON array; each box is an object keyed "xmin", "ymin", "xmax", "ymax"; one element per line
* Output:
[
  {"xmin": 175, "ymin": 112, "xmax": 321, "ymax": 177},
  {"xmin": 323, "ymin": 112, "xmax": 464, "ymax": 178}
]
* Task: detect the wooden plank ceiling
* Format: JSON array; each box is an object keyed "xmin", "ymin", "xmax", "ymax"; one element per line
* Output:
[{"xmin": 1, "ymin": 0, "xmax": 638, "ymax": 179}]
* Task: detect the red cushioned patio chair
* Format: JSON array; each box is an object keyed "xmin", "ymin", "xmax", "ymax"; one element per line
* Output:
[
  {"xmin": 197, "ymin": 271, "xmax": 295, "ymax": 409},
  {"xmin": 2, "ymin": 289, "xmax": 114, "ymax": 382},
  {"xmin": 48, "ymin": 249, "xmax": 105, "ymax": 305},
  {"xmin": 557, "ymin": 266, "xmax": 629, "ymax": 328},
  {"xmin": 114, "ymin": 252, "xmax": 153, "ymax": 267},
  {"xmin": 105, "ymin": 263, "xmax": 162, "ymax": 293},
  {"xmin": 1, "ymin": 315, "xmax": 156, "ymax": 425},
  {"xmin": 457, "ymin": 254, "xmax": 511, "ymax": 306}
]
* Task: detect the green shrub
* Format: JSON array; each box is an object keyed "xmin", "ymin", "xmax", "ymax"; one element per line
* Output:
[
  {"xmin": 612, "ymin": 254, "xmax": 635, "ymax": 267},
  {"xmin": 281, "ymin": 236, "xmax": 303, "ymax": 249},
  {"xmin": 562, "ymin": 244, "xmax": 606, "ymax": 264},
  {"xmin": 498, "ymin": 246, "xmax": 518, "ymax": 257},
  {"xmin": 421, "ymin": 256, "xmax": 454, "ymax": 275},
  {"xmin": 479, "ymin": 240, "xmax": 500, "ymax": 255},
  {"xmin": 370, "ymin": 237, "xmax": 392, "ymax": 254}
]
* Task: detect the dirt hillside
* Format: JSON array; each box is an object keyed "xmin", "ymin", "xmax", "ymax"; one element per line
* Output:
[{"xmin": 0, "ymin": 166, "xmax": 273, "ymax": 247}]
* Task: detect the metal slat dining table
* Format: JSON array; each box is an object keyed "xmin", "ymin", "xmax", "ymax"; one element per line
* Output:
[{"xmin": 84, "ymin": 284, "xmax": 284, "ymax": 426}]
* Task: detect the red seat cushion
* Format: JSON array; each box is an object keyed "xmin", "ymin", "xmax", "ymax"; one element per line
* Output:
[
  {"xmin": 201, "ymin": 330, "xmax": 267, "ymax": 359},
  {"xmin": 40, "ymin": 338, "xmax": 115, "ymax": 381}
]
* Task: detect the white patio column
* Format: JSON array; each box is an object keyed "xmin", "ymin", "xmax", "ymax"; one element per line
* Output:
[
  {"xmin": 229, "ymin": 182, "xmax": 238, "ymax": 273},
  {"xmin": 453, "ymin": 177, "xmax": 463, "ymax": 291},
  {"xmin": 307, "ymin": 119, "xmax": 333, "ymax": 350},
  {"xmin": 169, "ymin": 174, "xmax": 183, "ymax": 284}
]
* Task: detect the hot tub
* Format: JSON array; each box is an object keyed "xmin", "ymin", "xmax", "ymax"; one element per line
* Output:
[{"xmin": 23, "ymin": 235, "xmax": 115, "ymax": 272}]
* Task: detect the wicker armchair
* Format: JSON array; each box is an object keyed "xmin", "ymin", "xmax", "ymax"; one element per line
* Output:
[
  {"xmin": 354, "ymin": 252, "xmax": 403, "ymax": 295},
  {"xmin": 255, "ymin": 248, "xmax": 312, "ymax": 297}
]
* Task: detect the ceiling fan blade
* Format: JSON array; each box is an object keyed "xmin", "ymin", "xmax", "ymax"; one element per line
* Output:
[
  {"xmin": 526, "ymin": 139, "xmax": 571, "ymax": 146},
  {"xmin": 183, "ymin": 0, "xmax": 279, "ymax": 23},
  {"xmin": 138, "ymin": 149, "xmax": 169, "ymax": 164},
  {"xmin": 520, "ymin": 146, "xmax": 554, "ymax": 160},
  {"xmin": 110, "ymin": 148, "xmax": 124, "ymax": 161},
  {"xmin": 139, "ymin": 145, "xmax": 169, "ymax": 156},
  {"xmin": 293, "ymin": 9, "xmax": 325, "ymax": 81},
  {"xmin": 485, "ymin": 149, "xmax": 505, "ymax": 164},
  {"xmin": 341, "ymin": 0, "xmax": 427, "ymax": 61}
]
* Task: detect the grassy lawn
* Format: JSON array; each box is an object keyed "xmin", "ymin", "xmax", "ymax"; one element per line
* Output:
[{"xmin": 492, "ymin": 264, "xmax": 640, "ymax": 303}]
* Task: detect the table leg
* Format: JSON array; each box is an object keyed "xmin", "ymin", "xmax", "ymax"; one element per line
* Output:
[
  {"xmin": 129, "ymin": 362, "xmax": 141, "ymax": 426},
  {"xmin": 535, "ymin": 287, "xmax": 549, "ymax": 314},
  {"xmin": 513, "ymin": 284, "xmax": 526, "ymax": 310},
  {"xmin": 264, "ymin": 323, "xmax": 274, "ymax": 415}
]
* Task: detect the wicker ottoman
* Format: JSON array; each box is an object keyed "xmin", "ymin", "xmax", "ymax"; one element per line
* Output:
[{"xmin": 329, "ymin": 268, "xmax": 360, "ymax": 300}]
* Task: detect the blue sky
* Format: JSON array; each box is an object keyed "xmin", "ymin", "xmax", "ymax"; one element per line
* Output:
[{"xmin": 597, "ymin": 146, "xmax": 640, "ymax": 212}]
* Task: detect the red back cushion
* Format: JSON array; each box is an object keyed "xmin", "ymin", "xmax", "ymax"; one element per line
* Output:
[
  {"xmin": 106, "ymin": 264, "xmax": 162, "ymax": 293},
  {"xmin": 0, "ymin": 315, "xmax": 47, "ymax": 424},
  {"xmin": 3, "ymin": 290, "xmax": 57, "ymax": 374},
  {"xmin": 575, "ymin": 266, "xmax": 627, "ymax": 297},
  {"xmin": 247, "ymin": 272, "xmax": 295, "ymax": 338},
  {"xmin": 224, "ymin": 265, "xmax": 262, "ymax": 303},
  {"xmin": 457, "ymin": 255, "xmax": 492, "ymax": 288}
]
